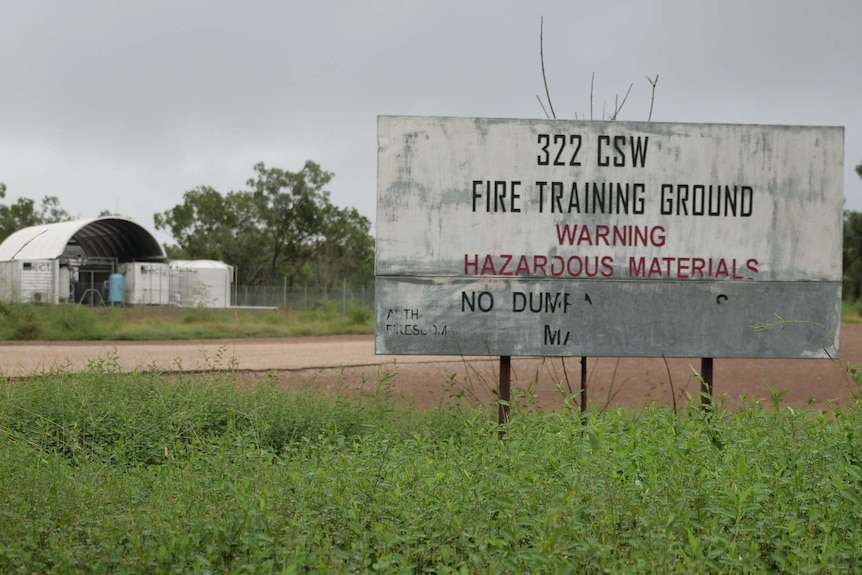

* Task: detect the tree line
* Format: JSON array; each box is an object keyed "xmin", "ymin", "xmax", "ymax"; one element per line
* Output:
[
  {"xmin": 0, "ymin": 182, "xmax": 70, "ymax": 240},
  {"xmin": 3, "ymin": 159, "xmax": 862, "ymax": 300},
  {"xmin": 152, "ymin": 161, "xmax": 373, "ymax": 294},
  {"xmin": 0, "ymin": 161, "xmax": 374, "ymax": 294},
  {"xmin": 843, "ymin": 156, "xmax": 862, "ymax": 300}
]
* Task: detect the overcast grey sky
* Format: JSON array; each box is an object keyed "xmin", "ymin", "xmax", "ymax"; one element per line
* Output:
[{"xmin": 1, "ymin": 0, "xmax": 860, "ymax": 244}]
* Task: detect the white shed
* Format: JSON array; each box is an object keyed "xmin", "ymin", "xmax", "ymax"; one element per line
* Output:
[
  {"xmin": 0, "ymin": 217, "xmax": 167, "ymax": 304},
  {"xmin": 169, "ymin": 260, "xmax": 234, "ymax": 308}
]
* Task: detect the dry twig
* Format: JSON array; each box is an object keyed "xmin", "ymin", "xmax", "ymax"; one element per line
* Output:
[
  {"xmin": 610, "ymin": 83, "xmax": 633, "ymax": 120},
  {"xmin": 647, "ymin": 75, "xmax": 660, "ymax": 121},
  {"xmin": 539, "ymin": 16, "xmax": 557, "ymax": 119}
]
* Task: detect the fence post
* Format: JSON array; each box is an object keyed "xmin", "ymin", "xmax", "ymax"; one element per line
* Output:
[
  {"xmin": 228, "ymin": 283, "xmax": 377, "ymax": 310},
  {"xmin": 342, "ymin": 278, "xmax": 347, "ymax": 316}
]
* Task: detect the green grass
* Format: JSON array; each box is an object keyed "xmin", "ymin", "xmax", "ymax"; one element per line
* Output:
[
  {"xmin": 1, "ymin": 364, "xmax": 861, "ymax": 573},
  {"xmin": 0, "ymin": 300, "xmax": 858, "ymax": 342},
  {"xmin": 842, "ymin": 300, "xmax": 862, "ymax": 324},
  {"xmin": 0, "ymin": 301, "xmax": 373, "ymax": 341}
]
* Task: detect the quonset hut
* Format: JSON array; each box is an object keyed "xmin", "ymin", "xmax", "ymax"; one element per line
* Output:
[{"xmin": 0, "ymin": 217, "xmax": 168, "ymax": 304}]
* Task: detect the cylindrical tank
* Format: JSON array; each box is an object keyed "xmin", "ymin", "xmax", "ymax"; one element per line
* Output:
[
  {"xmin": 108, "ymin": 273, "xmax": 125, "ymax": 305},
  {"xmin": 59, "ymin": 267, "xmax": 71, "ymax": 302}
]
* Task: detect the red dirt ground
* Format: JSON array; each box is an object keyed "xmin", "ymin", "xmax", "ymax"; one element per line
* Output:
[
  {"xmin": 253, "ymin": 328, "xmax": 862, "ymax": 411},
  {"xmin": 2, "ymin": 325, "xmax": 859, "ymax": 411}
]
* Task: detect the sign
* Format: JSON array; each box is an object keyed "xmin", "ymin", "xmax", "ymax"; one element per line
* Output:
[{"xmin": 376, "ymin": 116, "xmax": 844, "ymax": 358}]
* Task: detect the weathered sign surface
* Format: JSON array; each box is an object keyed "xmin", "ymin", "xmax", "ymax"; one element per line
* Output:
[{"xmin": 376, "ymin": 116, "xmax": 844, "ymax": 358}]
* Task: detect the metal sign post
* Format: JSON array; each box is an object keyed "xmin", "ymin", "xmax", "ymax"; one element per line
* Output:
[{"xmin": 498, "ymin": 356, "xmax": 511, "ymax": 435}]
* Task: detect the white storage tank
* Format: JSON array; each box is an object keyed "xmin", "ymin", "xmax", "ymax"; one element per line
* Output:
[
  {"xmin": 169, "ymin": 260, "xmax": 233, "ymax": 309},
  {"xmin": 120, "ymin": 262, "xmax": 171, "ymax": 305},
  {"xmin": 59, "ymin": 266, "xmax": 71, "ymax": 303}
]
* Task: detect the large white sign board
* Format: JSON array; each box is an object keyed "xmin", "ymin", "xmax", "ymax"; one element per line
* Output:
[{"xmin": 376, "ymin": 116, "xmax": 843, "ymax": 358}]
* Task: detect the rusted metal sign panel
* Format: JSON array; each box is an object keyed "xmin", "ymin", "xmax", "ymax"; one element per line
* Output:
[{"xmin": 376, "ymin": 116, "xmax": 844, "ymax": 358}]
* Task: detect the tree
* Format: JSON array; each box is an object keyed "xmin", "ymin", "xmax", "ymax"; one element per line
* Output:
[
  {"xmin": 844, "ymin": 161, "xmax": 862, "ymax": 301},
  {"xmin": 246, "ymin": 161, "xmax": 333, "ymax": 288},
  {"xmin": 844, "ymin": 210, "xmax": 862, "ymax": 301},
  {"xmin": 155, "ymin": 161, "xmax": 374, "ymax": 293},
  {"xmin": 0, "ymin": 184, "xmax": 71, "ymax": 243},
  {"xmin": 311, "ymin": 204, "xmax": 374, "ymax": 292},
  {"xmin": 154, "ymin": 185, "xmax": 241, "ymax": 262}
]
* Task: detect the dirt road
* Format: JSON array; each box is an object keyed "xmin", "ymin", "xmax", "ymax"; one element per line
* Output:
[{"xmin": 2, "ymin": 327, "xmax": 860, "ymax": 409}]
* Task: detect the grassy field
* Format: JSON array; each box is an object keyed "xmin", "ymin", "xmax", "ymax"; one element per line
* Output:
[
  {"xmin": 2, "ymin": 302, "xmax": 861, "ymax": 571},
  {"xmin": 0, "ymin": 301, "xmax": 373, "ymax": 341},
  {"xmin": 0, "ymin": 300, "xmax": 860, "ymax": 342},
  {"xmin": 1, "ymin": 361, "xmax": 861, "ymax": 573}
]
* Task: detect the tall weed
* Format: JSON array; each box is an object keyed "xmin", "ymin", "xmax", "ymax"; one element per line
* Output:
[{"xmin": 1, "ymin": 369, "xmax": 861, "ymax": 573}]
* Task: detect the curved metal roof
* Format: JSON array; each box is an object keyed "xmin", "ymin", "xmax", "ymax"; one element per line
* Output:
[{"xmin": 0, "ymin": 217, "xmax": 167, "ymax": 262}]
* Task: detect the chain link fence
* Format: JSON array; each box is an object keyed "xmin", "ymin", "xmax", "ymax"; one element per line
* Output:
[{"xmin": 232, "ymin": 280, "xmax": 372, "ymax": 311}]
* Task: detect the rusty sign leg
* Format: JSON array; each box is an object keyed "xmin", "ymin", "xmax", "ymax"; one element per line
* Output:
[
  {"xmin": 580, "ymin": 356, "xmax": 588, "ymax": 419},
  {"xmin": 499, "ymin": 355, "xmax": 511, "ymax": 433}
]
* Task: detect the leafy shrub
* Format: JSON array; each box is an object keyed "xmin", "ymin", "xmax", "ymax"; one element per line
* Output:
[
  {"xmin": 3, "ymin": 368, "xmax": 862, "ymax": 572},
  {"xmin": 0, "ymin": 302, "xmax": 41, "ymax": 340},
  {"xmin": 47, "ymin": 304, "xmax": 105, "ymax": 339},
  {"xmin": 347, "ymin": 304, "xmax": 372, "ymax": 325}
]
